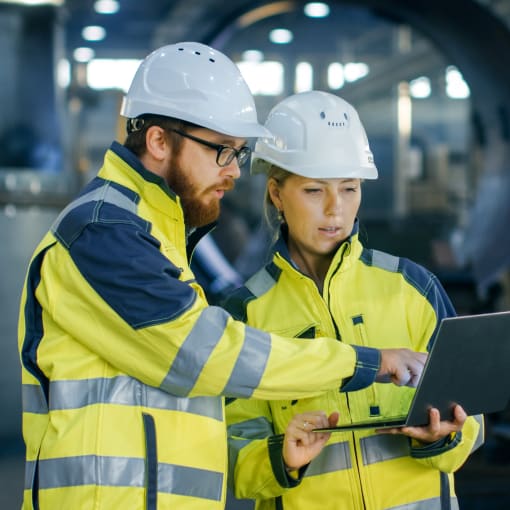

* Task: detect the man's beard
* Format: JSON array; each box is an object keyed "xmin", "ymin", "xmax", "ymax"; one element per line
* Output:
[{"xmin": 167, "ymin": 161, "xmax": 234, "ymax": 228}]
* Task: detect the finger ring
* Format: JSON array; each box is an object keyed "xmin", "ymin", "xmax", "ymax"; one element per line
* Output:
[{"xmin": 303, "ymin": 421, "xmax": 310, "ymax": 429}]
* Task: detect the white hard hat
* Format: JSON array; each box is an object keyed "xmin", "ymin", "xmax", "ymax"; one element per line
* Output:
[
  {"xmin": 120, "ymin": 42, "xmax": 271, "ymax": 138},
  {"xmin": 252, "ymin": 90, "xmax": 378, "ymax": 179}
]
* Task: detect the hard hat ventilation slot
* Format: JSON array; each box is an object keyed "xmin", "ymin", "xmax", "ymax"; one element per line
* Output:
[{"xmin": 326, "ymin": 113, "xmax": 349, "ymax": 128}]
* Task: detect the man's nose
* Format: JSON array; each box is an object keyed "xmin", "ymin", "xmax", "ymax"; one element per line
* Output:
[{"xmin": 221, "ymin": 159, "xmax": 242, "ymax": 180}]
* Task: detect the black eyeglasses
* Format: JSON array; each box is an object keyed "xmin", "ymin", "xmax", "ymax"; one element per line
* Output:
[{"xmin": 168, "ymin": 128, "xmax": 251, "ymax": 168}]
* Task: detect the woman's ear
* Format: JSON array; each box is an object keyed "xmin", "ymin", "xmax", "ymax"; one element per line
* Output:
[
  {"xmin": 267, "ymin": 177, "xmax": 283, "ymax": 210},
  {"xmin": 145, "ymin": 126, "xmax": 169, "ymax": 161}
]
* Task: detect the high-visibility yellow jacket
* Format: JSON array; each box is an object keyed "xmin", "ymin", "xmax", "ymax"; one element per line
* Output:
[
  {"xmin": 17, "ymin": 143, "xmax": 384, "ymax": 510},
  {"xmin": 224, "ymin": 226, "xmax": 484, "ymax": 510}
]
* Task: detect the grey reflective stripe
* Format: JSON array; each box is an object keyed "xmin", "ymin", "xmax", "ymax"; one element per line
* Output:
[
  {"xmin": 227, "ymin": 436, "xmax": 251, "ymax": 485},
  {"xmin": 51, "ymin": 183, "xmax": 137, "ymax": 236},
  {"xmin": 471, "ymin": 414, "xmax": 485, "ymax": 452},
  {"xmin": 387, "ymin": 497, "xmax": 458, "ymax": 510},
  {"xmin": 24, "ymin": 458, "xmax": 36, "ymax": 491},
  {"xmin": 26, "ymin": 455, "xmax": 223, "ymax": 501},
  {"xmin": 22, "ymin": 377, "xmax": 222, "ymax": 420},
  {"xmin": 244, "ymin": 268, "xmax": 276, "ymax": 297},
  {"xmin": 227, "ymin": 416, "xmax": 271, "ymax": 481},
  {"xmin": 159, "ymin": 462, "xmax": 222, "ymax": 501},
  {"xmin": 305, "ymin": 441, "xmax": 351, "ymax": 476},
  {"xmin": 227, "ymin": 416, "xmax": 273, "ymax": 440},
  {"xmin": 160, "ymin": 306, "xmax": 229, "ymax": 397},
  {"xmin": 371, "ymin": 249, "xmax": 399, "ymax": 272},
  {"xmin": 227, "ymin": 416, "xmax": 274, "ymax": 483},
  {"xmin": 22, "ymin": 384, "xmax": 48, "ymax": 414},
  {"xmin": 361, "ymin": 434, "xmax": 409, "ymax": 465},
  {"xmin": 223, "ymin": 325, "xmax": 271, "ymax": 398}
]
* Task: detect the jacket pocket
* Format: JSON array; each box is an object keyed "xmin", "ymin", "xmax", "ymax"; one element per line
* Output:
[
  {"xmin": 143, "ymin": 413, "xmax": 158, "ymax": 510},
  {"xmin": 270, "ymin": 322, "xmax": 319, "ymax": 339}
]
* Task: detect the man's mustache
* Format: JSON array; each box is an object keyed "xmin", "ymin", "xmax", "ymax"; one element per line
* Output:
[{"xmin": 209, "ymin": 177, "xmax": 235, "ymax": 193}]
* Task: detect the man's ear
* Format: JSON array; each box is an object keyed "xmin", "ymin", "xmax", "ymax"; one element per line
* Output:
[{"xmin": 145, "ymin": 126, "xmax": 169, "ymax": 161}]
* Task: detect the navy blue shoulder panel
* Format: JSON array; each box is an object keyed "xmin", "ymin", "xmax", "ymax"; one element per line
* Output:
[
  {"xmin": 360, "ymin": 248, "xmax": 456, "ymax": 346},
  {"xmin": 222, "ymin": 286, "xmax": 256, "ymax": 322},
  {"xmin": 52, "ymin": 179, "xmax": 197, "ymax": 329},
  {"xmin": 52, "ymin": 178, "xmax": 147, "ymax": 249}
]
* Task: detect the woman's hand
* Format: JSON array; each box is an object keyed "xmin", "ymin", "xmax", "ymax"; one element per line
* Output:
[
  {"xmin": 283, "ymin": 411, "xmax": 339, "ymax": 471},
  {"xmin": 377, "ymin": 404, "xmax": 467, "ymax": 443}
]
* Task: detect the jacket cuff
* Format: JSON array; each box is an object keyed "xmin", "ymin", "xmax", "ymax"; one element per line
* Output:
[
  {"xmin": 410, "ymin": 431, "xmax": 462, "ymax": 458},
  {"xmin": 340, "ymin": 346, "xmax": 380, "ymax": 392},
  {"xmin": 268, "ymin": 434, "xmax": 307, "ymax": 488}
]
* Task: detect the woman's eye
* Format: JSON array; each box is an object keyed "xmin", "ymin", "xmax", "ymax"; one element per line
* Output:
[{"xmin": 304, "ymin": 188, "xmax": 321, "ymax": 194}]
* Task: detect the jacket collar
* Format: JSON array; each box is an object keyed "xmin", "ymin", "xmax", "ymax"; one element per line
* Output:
[
  {"xmin": 102, "ymin": 142, "xmax": 216, "ymax": 250},
  {"xmin": 109, "ymin": 141, "xmax": 176, "ymax": 199}
]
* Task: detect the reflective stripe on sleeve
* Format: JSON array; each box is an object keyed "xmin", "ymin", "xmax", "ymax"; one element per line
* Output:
[
  {"xmin": 471, "ymin": 414, "xmax": 485, "ymax": 452},
  {"xmin": 160, "ymin": 307, "xmax": 271, "ymax": 399},
  {"xmin": 223, "ymin": 325, "xmax": 271, "ymax": 398},
  {"xmin": 160, "ymin": 306, "xmax": 229, "ymax": 397},
  {"xmin": 227, "ymin": 416, "xmax": 273, "ymax": 481}
]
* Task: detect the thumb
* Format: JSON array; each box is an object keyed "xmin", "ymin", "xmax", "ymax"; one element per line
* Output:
[{"xmin": 328, "ymin": 411, "xmax": 340, "ymax": 427}]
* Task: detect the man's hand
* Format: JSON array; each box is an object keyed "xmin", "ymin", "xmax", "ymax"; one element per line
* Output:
[
  {"xmin": 376, "ymin": 348, "xmax": 428, "ymax": 387},
  {"xmin": 377, "ymin": 404, "xmax": 467, "ymax": 443},
  {"xmin": 282, "ymin": 411, "xmax": 339, "ymax": 472}
]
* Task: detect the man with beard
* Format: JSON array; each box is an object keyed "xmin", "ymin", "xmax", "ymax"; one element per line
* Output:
[{"xmin": 17, "ymin": 42, "xmax": 427, "ymax": 510}]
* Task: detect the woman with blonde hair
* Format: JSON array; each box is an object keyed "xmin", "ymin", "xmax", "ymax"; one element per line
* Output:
[{"xmin": 224, "ymin": 91, "xmax": 483, "ymax": 510}]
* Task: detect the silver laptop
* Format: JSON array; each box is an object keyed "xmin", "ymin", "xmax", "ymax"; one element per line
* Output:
[{"xmin": 315, "ymin": 311, "xmax": 510, "ymax": 431}]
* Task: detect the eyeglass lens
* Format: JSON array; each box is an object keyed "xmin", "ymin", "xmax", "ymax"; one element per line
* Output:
[{"xmin": 217, "ymin": 146, "xmax": 251, "ymax": 167}]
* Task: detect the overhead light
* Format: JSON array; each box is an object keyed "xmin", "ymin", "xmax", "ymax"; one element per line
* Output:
[
  {"xmin": 73, "ymin": 47, "xmax": 95, "ymax": 63},
  {"xmin": 328, "ymin": 63, "xmax": 344, "ymax": 89},
  {"xmin": 269, "ymin": 28, "xmax": 293, "ymax": 44},
  {"xmin": 82, "ymin": 25, "xmax": 106, "ymax": 42},
  {"xmin": 409, "ymin": 76, "xmax": 431, "ymax": 98},
  {"xmin": 241, "ymin": 50, "xmax": 264, "ymax": 62},
  {"xmin": 57, "ymin": 58, "xmax": 71, "ymax": 88},
  {"xmin": 344, "ymin": 62, "xmax": 369, "ymax": 82},
  {"xmin": 87, "ymin": 59, "xmax": 141, "ymax": 92},
  {"xmin": 295, "ymin": 62, "xmax": 313, "ymax": 93},
  {"xmin": 304, "ymin": 2, "xmax": 330, "ymax": 18},
  {"xmin": 446, "ymin": 66, "xmax": 470, "ymax": 99},
  {"xmin": 236, "ymin": 61, "xmax": 284, "ymax": 96},
  {"xmin": 94, "ymin": 0, "xmax": 119, "ymax": 14}
]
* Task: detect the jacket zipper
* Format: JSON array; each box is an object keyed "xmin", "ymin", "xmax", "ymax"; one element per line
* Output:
[{"xmin": 325, "ymin": 247, "xmax": 368, "ymax": 509}]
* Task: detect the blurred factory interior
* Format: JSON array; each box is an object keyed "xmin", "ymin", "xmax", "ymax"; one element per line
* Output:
[{"xmin": 1, "ymin": 0, "xmax": 510, "ymax": 508}]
